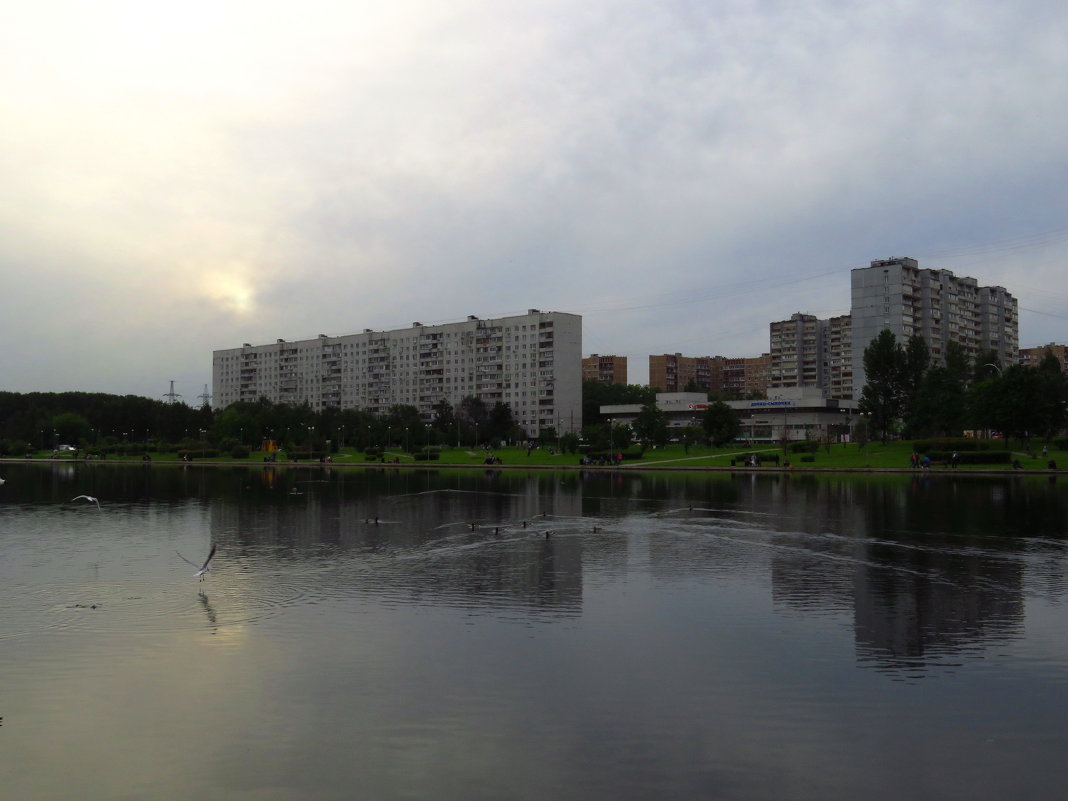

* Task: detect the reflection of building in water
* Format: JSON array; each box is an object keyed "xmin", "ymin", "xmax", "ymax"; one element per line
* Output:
[
  {"xmin": 760, "ymin": 479, "xmax": 1027, "ymax": 672},
  {"xmin": 691, "ymin": 474, "xmax": 1030, "ymax": 673},
  {"xmin": 208, "ymin": 474, "xmax": 592, "ymax": 616},
  {"xmin": 850, "ymin": 555, "xmax": 1024, "ymax": 669}
]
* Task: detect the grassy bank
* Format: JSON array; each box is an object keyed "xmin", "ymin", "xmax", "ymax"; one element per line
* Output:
[{"xmin": 9, "ymin": 439, "xmax": 1063, "ymax": 472}]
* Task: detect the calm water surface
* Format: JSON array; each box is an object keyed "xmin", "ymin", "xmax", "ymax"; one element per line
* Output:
[{"xmin": 1, "ymin": 463, "xmax": 1066, "ymax": 800}]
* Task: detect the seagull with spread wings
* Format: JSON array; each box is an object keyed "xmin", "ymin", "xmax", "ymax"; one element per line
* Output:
[{"xmin": 177, "ymin": 544, "xmax": 217, "ymax": 581}]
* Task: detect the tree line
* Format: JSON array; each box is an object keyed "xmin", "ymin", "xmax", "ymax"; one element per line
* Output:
[
  {"xmin": 5, "ymin": 346, "xmax": 1059, "ymax": 457},
  {"xmin": 0, "ymin": 391, "xmax": 537, "ymax": 455},
  {"xmin": 0, "ymin": 380, "xmax": 733, "ymax": 457},
  {"xmin": 858, "ymin": 332, "xmax": 1066, "ymax": 442},
  {"xmin": 0, "ymin": 391, "xmax": 213, "ymax": 453}
]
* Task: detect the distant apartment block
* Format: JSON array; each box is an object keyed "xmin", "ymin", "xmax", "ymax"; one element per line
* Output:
[
  {"xmin": 850, "ymin": 257, "xmax": 1018, "ymax": 395},
  {"xmin": 1019, "ymin": 343, "xmax": 1068, "ymax": 375},
  {"xmin": 649, "ymin": 353, "xmax": 711, "ymax": 393},
  {"xmin": 649, "ymin": 353, "xmax": 770, "ymax": 397},
  {"xmin": 722, "ymin": 354, "xmax": 772, "ymax": 397},
  {"xmin": 582, "ymin": 354, "xmax": 628, "ymax": 385},
  {"xmin": 212, "ymin": 310, "xmax": 582, "ymax": 435},
  {"xmin": 770, "ymin": 314, "xmax": 823, "ymax": 391},
  {"xmin": 823, "ymin": 314, "xmax": 853, "ymax": 399},
  {"xmin": 768, "ymin": 313, "xmax": 853, "ymax": 400}
]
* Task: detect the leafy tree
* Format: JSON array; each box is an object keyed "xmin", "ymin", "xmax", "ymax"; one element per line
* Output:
[
  {"xmin": 702, "ymin": 400, "xmax": 739, "ymax": 446},
  {"xmin": 1035, "ymin": 351, "xmax": 1067, "ymax": 439},
  {"xmin": 430, "ymin": 398, "xmax": 456, "ymax": 435},
  {"xmin": 966, "ymin": 364, "xmax": 1062, "ymax": 442},
  {"xmin": 945, "ymin": 339, "xmax": 971, "ymax": 387},
  {"xmin": 486, "ymin": 401, "xmax": 518, "ymax": 443},
  {"xmin": 609, "ymin": 422, "xmax": 633, "ymax": 450},
  {"xmin": 858, "ymin": 329, "xmax": 905, "ymax": 442},
  {"xmin": 972, "ymin": 349, "xmax": 1003, "ymax": 384},
  {"xmin": 679, "ymin": 425, "xmax": 705, "ymax": 454},
  {"xmin": 908, "ymin": 367, "xmax": 964, "ymax": 437},
  {"xmin": 901, "ymin": 334, "xmax": 930, "ymax": 418},
  {"xmin": 581, "ymin": 423, "xmax": 611, "ymax": 452},
  {"xmin": 210, "ymin": 405, "xmax": 256, "ymax": 445},
  {"xmin": 383, "ymin": 404, "xmax": 424, "ymax": 450},
  {"xmin": 52, "ymin": 412, "xmax": 91, "ymax": 447},
  {"xmin": 582, "ymin": 380, "xmax": 656, "ymax": 426},
  {"xmin": 853, "ymin": 415, "xmax": 870, "ymax": 449},
  {"xmin": 631, "ymin": 401, "xmax": 669, "ymax": 449},
  {"xmin": 457, "ymin": 396, "xmax": 488, "ymax": 426}
]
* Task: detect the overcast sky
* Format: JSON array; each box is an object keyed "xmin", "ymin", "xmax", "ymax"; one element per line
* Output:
[{"xmin": 2, "ymin": 0, "xmax": 1067, "ymax": 400}]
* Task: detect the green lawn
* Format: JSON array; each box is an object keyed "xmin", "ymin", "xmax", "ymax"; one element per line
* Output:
[{"xmin": 13, "ymin": 440, "xmax": 1062, "ymax": 471}]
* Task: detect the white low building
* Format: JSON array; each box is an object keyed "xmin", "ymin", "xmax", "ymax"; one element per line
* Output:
[{"xmin": 602, "ymin": 388, "xmax": 857, "ymax": 443}]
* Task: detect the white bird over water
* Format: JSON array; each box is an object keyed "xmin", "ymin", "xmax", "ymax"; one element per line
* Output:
[
  {"xmin": 177, "ymin": 544, "xmax": 217, "ymax": 581},
  {"xmin": 72, "ymin": 495, "xmax": 101, "ymax": 509}
]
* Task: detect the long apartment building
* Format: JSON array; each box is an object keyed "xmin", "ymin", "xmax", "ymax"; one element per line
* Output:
[
  {"xmin": 212, "ymin": 310, "xmax": 582, "ymax": 435},
  {"xmin": 851, "ymin": 257, "xmax": 1018, "ymax": 394}
]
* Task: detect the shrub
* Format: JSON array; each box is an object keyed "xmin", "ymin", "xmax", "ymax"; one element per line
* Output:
[
  {"xmin": 289, "ymin": 449, "xmax": 328, "ymax": 461},
  {"xmin": 230, "ymin": 445, "xmax": 250, "ymax": 459},
  {"xmin": 913, "ymin": 438, "xmax": 1007, "ymax": 453},
  {"xmin": 177, "ymin": 448, "xmax": 220, "ymax": 459},
  {"xmin": 790, "ymin": 441, "xmax": 819, "ymax": 454},
  {"xmin": 800, "ymin": 454, "xmax": 816, "ymax": 463},
  {"xmin": 926, "ymin": 450, "xmax": 1011, "ymax": 465},
  {"xmin": 0, "ymin": 439, "xmax": 31, "ymax": 456}
]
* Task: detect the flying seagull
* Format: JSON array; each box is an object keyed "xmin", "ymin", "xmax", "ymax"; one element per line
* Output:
[
  {"xmin": 72, "ymin": 495, "xmax": 101, "ymax": 509},
  {"xmin": 177, "ymin": 544, "xmax": 217, "ymax": 581}
]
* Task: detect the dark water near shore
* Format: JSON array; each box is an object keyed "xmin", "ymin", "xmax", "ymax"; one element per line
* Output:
[{"xmin": 2, "ymin": 462, "xmax": 1067, "ymax": 800}]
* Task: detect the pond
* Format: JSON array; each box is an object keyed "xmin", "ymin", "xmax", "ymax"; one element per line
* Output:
[{"xmin": 1, "ymin": 463, "xmax": 1066, "ymax": 800}]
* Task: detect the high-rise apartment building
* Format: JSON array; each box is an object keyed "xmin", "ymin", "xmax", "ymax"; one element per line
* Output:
[
  {"xmin": 823, "ymin": 314, "xmax": 853, "ymax": 399},
  {"xmin": 850, "ymin": 257, "xmax": 1018, "ymax": 396},
  {"xmin": 582, "ymin": 354, "xmax": 628, "ymax": 385},
  {"xmin": 769, "ymin": 313, "xmax": 823, "ymax": 391},
  {"xmin": 212, "ymin": 310, "xmax": 582, "ymax": 435},
  {"xmin": 769, "ymin": 313, "xmax": 853, "ymax": 400}
]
